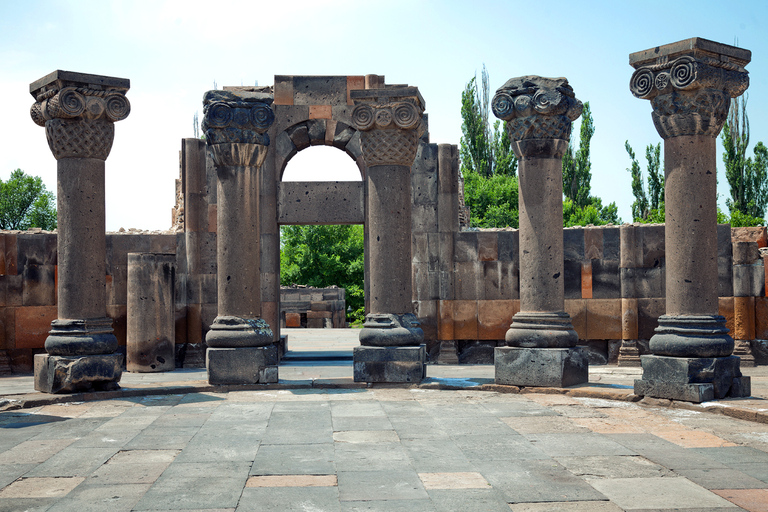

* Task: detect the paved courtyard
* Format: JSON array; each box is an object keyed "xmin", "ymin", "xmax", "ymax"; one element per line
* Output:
[
  {"xmin": 2, "ymin": 387, "xmax": 768, "ymax": 511},
  {"xmin": 1, "ymin": 330, "xmax": 768, "ymax": 511}
]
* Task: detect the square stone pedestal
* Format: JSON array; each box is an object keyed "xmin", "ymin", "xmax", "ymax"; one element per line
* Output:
[
  {"xmin": 34, "ymin": 353, "xmax": 123, "ymax": 394},
  {"xmin": 494, "ymin": 347, "xmax": 589, "ymax": 387},
  {"xmin": 206, "ymin": 346, "xmax": 278, "ymax": 385},
  {"xmin": 634, "ymin": 355, "xmax": 751, "ymax": 403},
  {"xmin": 353, "ymin": 345, "xmax": 426, "ymax": 383}
]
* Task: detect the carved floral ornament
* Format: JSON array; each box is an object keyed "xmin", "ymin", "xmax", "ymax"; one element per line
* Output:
[
  {"xmin": 629, "ymin": 55, "xmax": 749, "ymax": 138},
  {"xmin": 351, "ymin": 100, "xmax": 424, "ymax": 168},
  {"xmin": 202, "ymin": 90, "xmax": 275, "ymax": 146},
  {"xmin": 491, "ymin": 76, "xmax": 582, "ymax": 142}
]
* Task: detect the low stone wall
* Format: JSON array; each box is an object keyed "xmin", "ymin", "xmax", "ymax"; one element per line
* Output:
[
  {"xmin": 280, "ymin": 286, "xmax": 346, "ymax": 328},
  {"xmin": 2, "ymin": 225, "xmax": 767, "ymax": 372}
]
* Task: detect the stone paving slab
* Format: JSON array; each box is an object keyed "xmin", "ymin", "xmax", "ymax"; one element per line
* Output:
[{"xmin": 2, "ymin": 388, "xmax": 768, "ymax": 510}]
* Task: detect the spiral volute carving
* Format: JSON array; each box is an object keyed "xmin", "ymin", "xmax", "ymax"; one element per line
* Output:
[{"xmin": 202, "ymin": 90, "xmax": 274, "ymax": 146}]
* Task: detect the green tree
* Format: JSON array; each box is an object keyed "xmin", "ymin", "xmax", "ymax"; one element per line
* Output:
[
  {"xmin": 626, "ymin": 141, "xmax": 664, "ymax": 223},
  {"xmin": 560, "ymin": 103, "xmax": 620, "ymax": 226},
  {"xmin": 0, "ymin": 169, "xmax": 57, "ymax": 231},
  {"xmin": 460, "ymin": 66, "xmax": 518, "ymax": 227},
  {"xmin": 280, "ymin": 224, "xmax": 365, "ymax": 324},
  {"xmin": 722, "ymin": 94, "xmax": 768, "ymax": 224},
  {"xmin": 563, "ymin": 102, "xmax": 594, "ymax": 208}
]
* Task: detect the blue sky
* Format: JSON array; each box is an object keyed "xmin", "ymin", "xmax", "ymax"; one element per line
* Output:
[{"xmin": 1, "ymin": 0, "xmax": 766, "ymax": 230}]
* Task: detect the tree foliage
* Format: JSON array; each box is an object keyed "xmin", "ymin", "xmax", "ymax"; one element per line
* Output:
[
  {"xmin": 0, "ymin": 169, "xmax": 57, "ymax": 231},
  {"xmin": 460, "ymin": 66, "xmax": 519, "ymax": 228},
  {"xmin": 560, "ymin": 103, "xmax": 619, "ymax": 226},
  {"xmin": 626, "ymin": 141, "xmax": 664, "ymax": 223},
  {"xmin": 280, "ymin": 225, "xmax": 365, "ymax": 324},
  {"xmin": 562, "ymin": 102, "xmax": 595, "ymax": 208},
  {"xmin": 722, "ymin": 95, "xmax": 768, "ymax": 224}
]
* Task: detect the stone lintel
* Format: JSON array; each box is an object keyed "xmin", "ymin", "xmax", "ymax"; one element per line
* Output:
[
  {"xmin": 30, "ymin": 70, "xmax": 130, "ymax": 98},
  {"xmin": 494, "ymin": 347, "xmax": 588, "ymax": 388},
  {"xmin": 350, "ymin": 87, "xmax": 425, "ymax": 110},
  {"xmin": 629, "ymin": 37, "xmax": 751, "ymax": 69},
  {"xmin": 277, "ymin": 181, "xmax": 364, "ymax": 225},
  {"xmin": 353, "ymin": 345, "xmax": 426, "ymax": 383}
]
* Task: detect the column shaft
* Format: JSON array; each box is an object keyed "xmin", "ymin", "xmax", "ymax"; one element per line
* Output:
[
  {"xmin": 518, "ymin": 155, "xmax": 565, "ymax": 312},
  {"xmin": 664, "ymin": 135, "xmax": 719, "ymax": 316},
  {"xmin": 216, "ymin": 164, "xmax": 261, "ymax": 319},
  {"xmin": 56, "ymin": 157, "xmax": 107, "ymax": 320},
  {"xmin": 366, "ymin": 164, "xmax": 412, "ymax": 315}
]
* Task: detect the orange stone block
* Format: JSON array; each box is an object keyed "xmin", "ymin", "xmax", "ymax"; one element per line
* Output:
[
  {"xmin": 731, "ymin": 226, "xmax": 768, "ymax": 247},
  {"xmin": 347, "ymin": 76, "xmax": 365, "ymax": 104},
  {"xmin": 712, "ymin": 489, "xmax": 768, "ymax": 512},
  {"xmin": 478, "ymin": 300, "xmax": 516, "ymax": 340},
  {"xmin": 621, "ymin": 298, "xmax": 639, "ymax": 340},
  {"xmin": 733, "ymin": 296, "xmax": 756, "ymax": 340},
  {"xmin": 453, "ymin": 300, "xmax": 478, "ymax": 340},
  {"xmin": 719, "ymin": 297, "xmax": 735, "ymax": 335},
  {"xmin": 581, "ymin": 261, "xmax": 593, "ymax": 299},
  {"xmin": 325, "ymin": 119, "xmax": 338, "ymax": 144},
  {"xmin": 756, "ymin": 297, "xmax": 768, "ymax": 339},
  {"xmin": 4, "ymin": 233, "xmax": 17, "ymax": 275},
  {"xmin": 186, "ymin": 303, "xmax": 203, "ymax": 344},
  {"xmin": 586, "ymin": 299, "xmax": 622, "ymax": 340},
  {"xmin": 309, "ymin": 105, "xmax": 332, "ymax": 120},
  {"xmin": 14, "ymin": 306, "xmax": 57, "ymax": 349},
  {"xmin": 564, "ymin": 299, "xmax": 587, "ymax": 340},
  {"xmin": 285, "ymin": 312, "xmax": 301, "ymax": 328},
  {"xmin": 438, "ymin": 300, "xmax": 454, "ymax": 341}
]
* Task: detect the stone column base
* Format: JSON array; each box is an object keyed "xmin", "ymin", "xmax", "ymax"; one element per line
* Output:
[
  {"xmin": 353, "ymin": 345, "xmax": 426, "ymax": 383},
  {"xmin": 618, "ymin": 340, "xmax": 642, "ymax": 367},
  {"xmin": 206, "ymin": 346, "xmax": 278, "ymax": 385},
  {"xmin": 494, "ymin": 347, "xmax": 589, "ymax": 387},
  {"xmin": 505, "ymin": 311, "xmax": 579, "ymax": 348},
  {"xmin": 435, "ymin": 341, "xmax": 459, "ymax": 364},
  {"xmin": 634, "ymin": 354, "xmax": 751, "ymax": 403},
  {"xmin": 733, "ymin": 340, "xmax": 756, "ymax": 367},
  {"xmin": 34, "ymin": 353, "xmax": 122, "ymax": 394}
]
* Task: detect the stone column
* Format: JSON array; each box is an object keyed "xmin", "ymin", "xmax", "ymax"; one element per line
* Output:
[
  {"xmin": 630, "ymin": 38, "xmax": 752, "ymax": 402},
  {"xmin": 492, "ymin": 76, "xmax": 588, "ymax": 387},
  {"xmin": 350, "ymin": 86, "xmax": 426, "ymax": 383},
  {"xmin": 202, "ymin": 89, "xmax": 278, "ymax": 385},
  {"xmin": 127, "ymin": 253, "xmax": 176, "ymax": 372},
  {"xmin": 29, "ymin": 71, "xmax": 129, "ymax": 393}
]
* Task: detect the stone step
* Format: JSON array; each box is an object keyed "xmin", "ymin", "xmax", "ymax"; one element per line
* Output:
[{"xmin": 0, "ymin": 350, "xmax": 11, "ymax": 375}]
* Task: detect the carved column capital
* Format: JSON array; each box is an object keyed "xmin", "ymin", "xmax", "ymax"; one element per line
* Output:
[
  {"xmin": 629, "ymin": 38, "xmax": 750, "ymax": 139},
  {"xmin": 492, "ymin": 76, "xmax": 582, "ymax": 159},
  {"xmin": 203, "ymin": 89, "xmax": 274, "ymax": 168},
  {"xmin": 350, "ymin": 87, "xmax": 425, "ymax": 167},
  {"xmin": 30, "ymin": 71, "xmax": 130, "ymax": 161}
]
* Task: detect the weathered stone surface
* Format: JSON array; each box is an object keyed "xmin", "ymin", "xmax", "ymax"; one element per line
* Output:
[
  {"xmin": 126, "ymin": 253, "xmax": 176, "ymax": 373},
  {"xmin": 206, "ymin": 346, "xmax": 277, "ymax": 385},
  {"xmin": 359, "ymin": 314, "xmax": 424, "ymax": 347},
  {"xmin": 505, "ymin": 312, "xmax": 578, "ymax": 349},
  {"xmin": 649, "ymin": 314, "xmax": 733, "ymax": 358},
  {"xmin": 494, "ymin": 347, "xmax": 588, "ymax": 387},
  {"xmin": 206, "ymin": 317, "xmax": 273, "ymax": 348},
  {"xmin": 635, "ymin": 354, "xmax": 750, "ymax": 400},
  {"xmin": 353, "ymin": 344, "xmax": 426, "ymax": 383},
  {"xmin": 34, "ymin": 353, "xmax": 122, "ymax": 394}
]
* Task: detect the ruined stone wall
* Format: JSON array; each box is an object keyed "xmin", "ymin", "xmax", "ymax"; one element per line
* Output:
[{"xmin": 281, "ymin": 287, "xmax": 346, "ymax": 329}]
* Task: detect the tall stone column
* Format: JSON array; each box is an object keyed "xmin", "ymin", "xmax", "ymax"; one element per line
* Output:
[
  {"xmin": 29, "ymin": 71, "xmax": 130, "ymax": 393},
  {"xmin": 350, "ymin": 86, "xmax": 426, "ymax": 383},
  {"xmin": 630, "ymin": 38, "xmax": 752, "ymax": 402},
  {"xmin": 202, "ymin": 89, "xmax": 278, "ymax": 385},
  {"xmin": 492, "ymin": 76, "xmax": 588, "ymax": 387}
]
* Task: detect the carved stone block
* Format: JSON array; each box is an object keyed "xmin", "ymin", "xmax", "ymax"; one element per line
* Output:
[
  {"xmin": 353, "ymin": 344, "xmax": 426, "ymax": 383},
  {"xmin": 34, "ymin": 353, "xmax": 122, "ymax": 394},
  {"xmin": 494, "ymin": 347, "xmax": 588, "ymax": 387},
  {"xmin": 206, "ymin": 346, "xmax": 278, "ymax": 385}
]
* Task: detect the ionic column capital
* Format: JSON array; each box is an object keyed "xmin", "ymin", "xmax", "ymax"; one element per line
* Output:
[
  {"xmin": 350, "ymin": 87, "xmax": 425, "ymax": 167},
  {"xmin": 492, "ymin": 76, "xmax": 583, "ymax": 159},
  {"xmin": 629, "ymin": 38, "xmax": 750, "ymax": 139},
  {"xmin": 29, "ymin": 70, "xmax": 130, "ymax": 161},
  {"xmin": 202, "ymin": 89, "xmax": 275, "ymax": 168}
]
